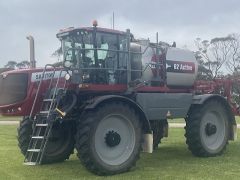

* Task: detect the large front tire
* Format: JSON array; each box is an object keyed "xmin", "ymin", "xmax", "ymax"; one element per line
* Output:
[
  {"xmin": 17, "ymin": 117, "xmax": 75, "ymax": 163},
  {"xmin": 185, "ymin": 100, "xmax": 229, "ymax": 157},
  {"xmin": 75, "ymin": 103, "xmax": 142, "ymax": 175}
]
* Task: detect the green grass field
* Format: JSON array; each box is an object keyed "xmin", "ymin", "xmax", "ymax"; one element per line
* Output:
[
  {"xmin": 171, "ymin": 117, "xmax": 240, "ymax": 124},
  {"xmin": 0, "ymin": 115, "xmax": 21, "ymax": 121},
  {"xmin": 0, "ymin": 125, "xmax": 240, "ymax": 180}
]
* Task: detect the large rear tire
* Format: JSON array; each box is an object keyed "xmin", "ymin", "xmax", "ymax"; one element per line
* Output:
[
  {"xmin": 185, "ymin": 100, "xmax": 229, "ymax": 157},
  {"xmin": 17, "ymin": 116, "xmax": 75, "ymax": 163},
  {"xmin": 75, "ymin": 103, "xmax": 142, "ymax": 175}
]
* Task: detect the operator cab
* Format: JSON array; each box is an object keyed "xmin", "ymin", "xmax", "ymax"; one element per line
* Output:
[{"xmin": 57, "ymin": 26, "xmax": 133, "ymax": 85}]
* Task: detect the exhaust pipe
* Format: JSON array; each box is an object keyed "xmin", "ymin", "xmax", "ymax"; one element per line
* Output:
[{"xmin": 26, "ymin": 35, "xmax": 36, "ymax": 68}]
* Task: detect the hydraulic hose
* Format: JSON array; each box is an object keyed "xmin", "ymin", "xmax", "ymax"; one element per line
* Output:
[{"xmin": 56, "ymin": 92, "xmax": 77, "ymax": 117}]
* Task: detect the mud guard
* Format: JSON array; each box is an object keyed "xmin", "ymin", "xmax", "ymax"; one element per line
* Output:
[
  {"xmin": 192, "ymin": 94, "xmax": 237, "ymax": 141},
  {"xmin": 84, "ymin": 95, "xmax": 152, "ymax": 134}
]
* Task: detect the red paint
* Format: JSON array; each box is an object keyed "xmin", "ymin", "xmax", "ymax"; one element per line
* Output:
[
  {"xmin": 150, "ymin": 54, "xmax": 166, "ymax": 77},
  {"xmin": 194, "ymin": 79, "xmax": 240, "ymax": 115},
  {"xmin": 0, "ymin": 67, "xmax": 69, "ymax": 116},
  {"xmin": 1, "ymin": 66, "xmax": 240, "ymax": 117}
]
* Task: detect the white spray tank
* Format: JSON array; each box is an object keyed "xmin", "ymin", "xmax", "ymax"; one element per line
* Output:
[
  {"xmin": 130, "ymin": 40, "xmax": 198, "ymax": 87},
  {"xmin": 165, "ymin": 47, "xmax": 198, "ymax": 87}
]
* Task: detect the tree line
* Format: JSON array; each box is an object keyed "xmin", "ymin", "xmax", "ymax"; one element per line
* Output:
[
  {"xmin": 4, "ymin": 60, "xmax": 30, "ymax": 69},
  {"xmin": 195, "ymin": 33, "xmax": 240, "ymax": 80}
]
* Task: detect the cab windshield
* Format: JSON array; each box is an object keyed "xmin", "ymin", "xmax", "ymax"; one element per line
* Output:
[{"xmin": 62, "ymin": 30, "xmax": 129, "ymax": 84}]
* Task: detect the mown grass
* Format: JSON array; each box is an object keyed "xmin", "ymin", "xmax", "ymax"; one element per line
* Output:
[
  {"xmin": 0, "ymin": 125, "xmax": 240, "ymax": 180},
  {"xmin": 235, "ymin": 116, "xmax": 240, "ymax": 124},
  {"xmin": 169, "ymin": 118, "xmax": 185, "ymax": 123},
  {"xmin": 171, "ymin": 116, "xmax": 240, "ymax": 124},
  {"xmin": 0, "ymin": 115, "xmax": 21, "ymax": 121}
]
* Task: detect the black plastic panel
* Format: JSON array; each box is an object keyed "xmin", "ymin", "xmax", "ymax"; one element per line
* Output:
[
  {"xmin": 136, "ymin": 93, "xmax": 193, "ymax": 120},
  {"xmin": 0, "ymin": 73, "xmax": 28, "ymax": 105}
]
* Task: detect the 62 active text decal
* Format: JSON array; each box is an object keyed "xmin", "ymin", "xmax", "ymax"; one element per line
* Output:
[{"xmin": 166, "ymin": 60, "xmax": 195, "ymax": 74}]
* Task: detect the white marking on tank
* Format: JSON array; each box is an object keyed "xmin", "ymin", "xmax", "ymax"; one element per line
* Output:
[{"xmin": 166, "ymin": 63, "xmax": 171, "ymax": 69}]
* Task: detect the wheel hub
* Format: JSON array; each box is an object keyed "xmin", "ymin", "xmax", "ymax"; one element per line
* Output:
[
  {"xmin": 205, "ymin": 123, "xmax": 217, "ymax": 136},
  {"xmin": 105, "ymin": 130, "xmax": 121, "ymax": 147}
]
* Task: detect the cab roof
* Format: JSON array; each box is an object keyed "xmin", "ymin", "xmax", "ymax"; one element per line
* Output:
[{"xmin": 56, "ymin": 27, "xmax": 128, "ymax": 38}]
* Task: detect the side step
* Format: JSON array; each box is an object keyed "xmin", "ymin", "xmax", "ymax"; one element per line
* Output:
[
  {"xmin": 24, "ymin": 162, "xmax": 37, "ymax": 166},
  {"xmin": 32, "ymin": 136, "xmax": 44, "ymax": 139},
  {"xmin": 43, "ymin": 99, "xmax": 54, "ymax": 102},
  {"xmin": 36, "ymin": 124, "xmax": 48, "ymax": 127},
  {"xmin": 40, "ymin": 111, "xmax": 50, "ymax": 114},
  {"xmin": 27, "ymin": 149, "xmax": 41, "ymax": 152}
]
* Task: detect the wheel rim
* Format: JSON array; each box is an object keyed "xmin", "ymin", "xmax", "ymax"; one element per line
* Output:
[
  {"xmin": 200, "ymin": 111, "xmax": 226, "ymax": 151},
  {"xmin": 94, "ymin": 114, "xmax": 136, "ymax": 166}
]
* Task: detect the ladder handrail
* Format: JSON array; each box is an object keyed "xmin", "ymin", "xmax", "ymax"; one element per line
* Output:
[
  {"xmin": 35, "ymin": 70, "xmax": 67, "ymax": 164},
  {"xmin": 46, "ymin": 69, "xmax": 66, "ymax": 119},
  {"xmin": 25, "ymin": 66, "xmax": 68, "ymax": 164},
  {"xmin": 27, "ymin": 64, "xmax": 57, "ymax": 163},
  {"xmin": 29, "ymin": 64, "xmax": 56, "ymax": 119},
  {"xmin": 48, "ymin": 67, "xmax": 57, "ymax": 90}
]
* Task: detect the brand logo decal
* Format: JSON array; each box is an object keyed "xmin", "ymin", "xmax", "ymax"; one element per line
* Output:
[{"xmin": 31, "ymin": 71, "xmax": 66, "ymax": 82}]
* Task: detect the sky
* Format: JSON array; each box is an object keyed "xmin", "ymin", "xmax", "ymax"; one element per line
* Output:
[{"xmin": 1, "ymin": 0, "xmax": 240, "ymax": 67}]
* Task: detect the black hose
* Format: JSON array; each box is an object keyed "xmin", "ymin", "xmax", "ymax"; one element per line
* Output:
[{"xmin": 57, "ymin": 92, "xmax": 77, "ymax": 115}]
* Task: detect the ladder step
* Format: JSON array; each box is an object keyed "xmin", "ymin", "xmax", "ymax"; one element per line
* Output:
[
  {"xmin": 40, "ymin": 110, "xmax": 50, "ymax": 114},
  {"xmin": 24, "ymin": 162, "xmax": 37, "ymax": 166},
  {"xmin": 43, "ymin": 98, "xmax": 54, "ymax": 102},
  {"xmin": 36, "ymin": 123, "xmax": 48, "ymax": 127},
  {"xmin": 27, "ymin": 149, "xmax": 41, "ymax": 152},
  {"xmin": 32, "ymin": 136, "xmax": 44, "ymax": 139}
]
